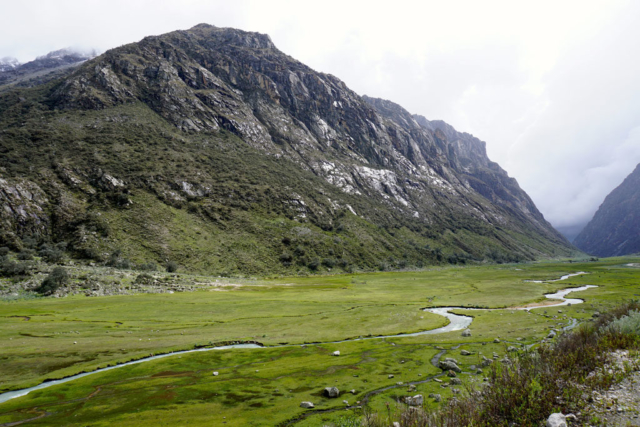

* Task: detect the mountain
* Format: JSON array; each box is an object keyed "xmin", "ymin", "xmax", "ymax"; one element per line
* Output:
[
  {"xmin": 0, "ymin": 48, "xmax": 95, "ymax": 90},
  {"xmin": 0, "ymin": 24, "xmax": 573, "ymax": 274},
  {"xmin": 0, "ymin": 57, "xmax": 20, "ymax": 72},
  {"xmin": 574, "ymin": 163, "xmax": 640, "ymax": 257}
]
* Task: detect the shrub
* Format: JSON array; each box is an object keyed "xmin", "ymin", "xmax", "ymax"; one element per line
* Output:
[
  {"xmin": 0, "ymin": 259, "xmax": 30, "ymax": 277},
  {"xmin": 36, "ymin": 267, "xmax": 69, "ymax": 295},
  {"xmin": 138, "ymin": 261, "xmax": 159, "ymax": 271},
  {"xmin": 322, "ymin": 258, "xmax": 336, "ymax": 268},
  {"xmin": 39, "ymin": 242, "xmax": 66, "ymax": 263},
  {"xmin": 0, "ymin": 247, "xmax": 9, "ymax": 256},
  {"xmin": 166, "ymin": 261, "xmax": 178, "ymax": 273},
  {"xmin": 308, "ymin": 258, "xmax": 320, "ymax": 271},
  {"xmin": 17, "ymin": 250, "xmax": 34, "ymax": 260}
]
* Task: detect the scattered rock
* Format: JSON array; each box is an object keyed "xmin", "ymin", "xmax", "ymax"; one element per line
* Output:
[
  {"xmin": 546, "ymin": 413, "xmax": 567, "ymax": 427},
  {"xmin": 212, "ymin": 371, "xmax": 219, "ymax": 376},
  {"xmin": 300, "ymin": 401, "xmax": 314, "ymax": 409},
  {"xmin": 388, "ymin": 374, "xmax": 394, "ymax": 379},
  {"xmin": 404, "ymin": 394, "xmax": 424, "ymax": 406},
  {"xmin": 460, "ymin": 349, "xmax": 471, "ymax": 356},
  {"xmin": 450, "ymin": 378, "xmax": 462, "ymax": 385},
  {"xmin": 493, "ymin": 338, "xmax": 501, "ymax": 343},
  {"xmin": 507, "ymin": 346, "xmax": 518, "ymax": 352},
  {"xmin": 323, "ymin": 387, "xmax": 339, "ymax": 398},
  {"xmin": 332, "ymin": 350, "xmax": 340, "ymax": 356},
  {"xmin": 462, "ymin": 329, "xmax": 472, "ymax": 337},
  {"xmin": 548, "ymin": 331, "xmax": 557, "ymax": 339},
  {"xmin": 350, "ymin": 389, "xmax": 357, "ymax": 394},
  {"xmin": 447, "ymin": 370, "xmax": 457, "ymax": 378},
  {"xmin": 439, "ymin": 360, "xmax": 461, "ymax": 373}
]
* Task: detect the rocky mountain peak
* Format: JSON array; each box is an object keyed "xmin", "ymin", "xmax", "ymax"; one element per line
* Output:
[
  {"xmin": 0, "ymin": 56, "xmax": 20, "ymax": 72},
  {"xmin": 0, "ymin": 25, "xmax": 573, "ymax": 270}
]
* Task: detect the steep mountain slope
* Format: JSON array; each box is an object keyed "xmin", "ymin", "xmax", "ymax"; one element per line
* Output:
[
  {"xmin": 0, "ymin": 24, "xmax": 573, "ymax": 274},
  {"xmin": 574, "ymin": 163, "xmax": 640, "ymax": 256}
]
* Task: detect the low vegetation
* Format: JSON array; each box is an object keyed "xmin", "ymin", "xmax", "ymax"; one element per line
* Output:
[{"xmin": 354, "ymin": 302, "xmax": 640, "ymax": 427}]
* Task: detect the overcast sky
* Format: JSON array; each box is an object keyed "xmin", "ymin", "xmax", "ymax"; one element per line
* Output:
[{"xmin": 2, "ymin": 0, "xmax": 639, "ymax": 239}]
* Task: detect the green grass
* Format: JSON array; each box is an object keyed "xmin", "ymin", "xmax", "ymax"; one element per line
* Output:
[{"xmin": 0, "ymin": 258, "xmax": 639, "ymax": 425}]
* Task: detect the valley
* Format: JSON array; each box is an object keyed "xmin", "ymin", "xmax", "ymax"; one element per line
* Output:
[{"xmin": 1, "ymin": 257, "xmax": 639, "ymax": 426}]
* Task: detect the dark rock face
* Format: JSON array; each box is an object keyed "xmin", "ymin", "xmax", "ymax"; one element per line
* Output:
[
  {"xmin": 574, "ymin": 163, "xmax": 640, "ymax": 257},
  {"xmin": 0, "ymin": 24, "xmax": 573, "ymax": 270}
]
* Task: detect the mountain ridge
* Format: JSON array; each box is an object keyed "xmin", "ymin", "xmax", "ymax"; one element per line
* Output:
[
  {"xmin": 0, "ymin": 24, "xmax": 574, "ymax": 274},
  {"xmin": 574, "ymin": 163, "xmax": 640, "ymax": 257}
]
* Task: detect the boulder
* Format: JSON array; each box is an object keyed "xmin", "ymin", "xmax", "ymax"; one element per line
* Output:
[
  {"xmin": 332, "ymin": 350, "xmax": 340, "ymax": 356},
  {"xmin": 462, "ymin": 329, "xmax": 471, "ymax": 337},
  {"xmin": 460, "ymin": 349, "xmax": 471, "ymax": 356},
  {"xmin": 447, "ymin": 370, "xmax": 457, "ymax": 377},
  {"xmin": 444, "ymin": 357, "xmax": 459, "ymax": 364},
  {"xmin": 212, "ymin": 371, "xmax": 219, "ymax": 376},
  {"xmin": 507, "ymin": 346, "xmax": 518, "ymax": 352},
  {"xmin": 548, "ymin": 330, "xmax": 557, "ymax": 339},
  {"xmin": 439, "ymin": 360, "xmax": 461, "ymax": 373},
  {"xmin": 323, "ymin": 387, "xmax": 340, "ymax": 398},
  {"xmin": 493, "ymin": 338, "xmax": 501, "ymax": 343},
  {"xmin": 546, "ymin": 413, "xmax": 567, "ymax": 427},
  {"xmin": 450, "ymin": 378, "xmax": 462, "ymax": 385},
  {"xmin": 404, "ymin": 394, "xmax": 423, "ymax": 406},
  {"xmin": 300, "ymin": 401, "xmax": 314, "ymax": 409},
  {"xmin": 388, "ymin": 374, "xmax": 394, "ymax": 379}
]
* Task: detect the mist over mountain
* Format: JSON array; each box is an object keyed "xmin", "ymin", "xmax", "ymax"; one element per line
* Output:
[
  {"xmin": 574, "ymin": 163, "xmax": 640, "ymax": 257},
  {"xmin": 0, "ymin": 24, "xmax": 574, "ymax": 274}
]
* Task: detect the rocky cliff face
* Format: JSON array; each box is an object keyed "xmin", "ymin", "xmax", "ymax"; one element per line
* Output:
[
  {"xmin": 0, "ymin": 24, "xmax": 573, "ymax": 272},
  {"xmin": 574, "ymin": 163, "xmax": 640, "ymax": 257}
]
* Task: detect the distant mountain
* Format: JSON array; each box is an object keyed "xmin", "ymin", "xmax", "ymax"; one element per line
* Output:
[
  {"xmin": 0, "ymin": 48, "xmax": 95, "ymax": 90},
  {"xmin": 0, "ymin": 57, "xmax": 20, "ymax": 72},
  {"xmin": 0, "ymin": 24, "xmax": 573, "ymax": 274},
  {"xmin": 574, "ymin": 163, "xmax": 640, "ymax": 257}
]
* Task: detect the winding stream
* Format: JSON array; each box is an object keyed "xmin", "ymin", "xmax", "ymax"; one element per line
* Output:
[{"xmin": 0, "ymin": 273, "xmax": 594, "ymax": 405}]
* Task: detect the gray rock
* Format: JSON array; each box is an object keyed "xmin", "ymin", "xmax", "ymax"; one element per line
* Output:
[
  {"xmin": 350, "ymin": 389, "xmax": 357, "ymax": 394},
  {"xmin": 450, "ymin": 378, "xmax": 462, "ymax": 385},
  {"xmin": 447, "ymin": 370, "xmax": 457, "ymax": 377},
  {"xmin": 507, "ymin": 346, "xmax": 518, "ymax": 352},
  {"xmin": 546, "ymin": 413, "xmax": 567, "ymax": 427},
  {"xmin": 323, "ymin": 387, "xmax": 340, "ymax": 398},
  {"xmin": 548, "ymin": 330, "xmax": 557, "ymax": 339},
  {"xmin": 404, "ymin": 394, "xmax": 423, "ymax": 406},
  {"xmin": 439, "ymin": 360, "xmax": 461, "ymax": 373},
  {"xmin": 432, "ymin": 394, "xmax": 442, "ymax": 402},
  {"xmin": 332, "ymin": 350, "xmax": 340, "ymax": 356},
  {"xmin": 300, "ymin": 401, "xmax": 314, "ymax": 409},
  {"xmin": 493, "ymin": 338, "xmax": 501, "ymax": 343},
  {"xmin": 462, "ymin": 329, "xmax": 472, "ymax": 337},
  {"xmin": 460, "ymin": 349, "xmax": 471, "ymax": 355},
  {"xmin": 388, "ymin": 374, "xmax": 394, "ymax": 379},
  {"xmin": 212, "ymin": 371, "xmax": 219, "ymax": 376}
]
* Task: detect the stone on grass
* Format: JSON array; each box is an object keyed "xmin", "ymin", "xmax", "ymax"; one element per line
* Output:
[
  {"xmin": 212, "ymin": 371, "xmax": 219, "ymax": 376},
  {"xmin": 461, "ymin": 329, "xmax": 471, "ymax": 337},
  {"xmin": 493, "ymin": 338, "xmax": 500, "ymax": 343},
  {"xmin": 300, "ymin": 401, "xmax": 314, "ymax": 409},
  {"xmin": 323, "ymin": 387, "xmax": 340, "ymax": 398},
  {"xmin": 450, "ymin": 378, "xmax": 462, "ymax": 385},
  {"xmin": 439, "ymin": 360, "xmax": 461, "ymax": 373},
  {"xmin": 507, "ymin": 346, "xmax": 518, "ymax": 352},
  {"xmin": 546, "ymin": 413, "xmax": 567, "ymax": 427},
  {"xmin": 404, "ymin": 394, "xmax": 423, "ymax": 406},
  {"xmin": 447, "ymin": 370, "xmax": 457, "ymax": 377},
  {"xmin": 460, "ymin": 349, "xmax": 471, "ymax": 356},
  {"xmin": 388, "ymin": 374, "xmax": 394, "ymax": 379},
  {"xmin": 332, "ymin": 350, "xmax": 340, "ymax": 356},
  {"xmin": 548, "ymin": 330, "xmax": 557, "ymax": 339},
  {"xmin": 350, "ymin": 389, "xmax": 357, "ymax": 394}
]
